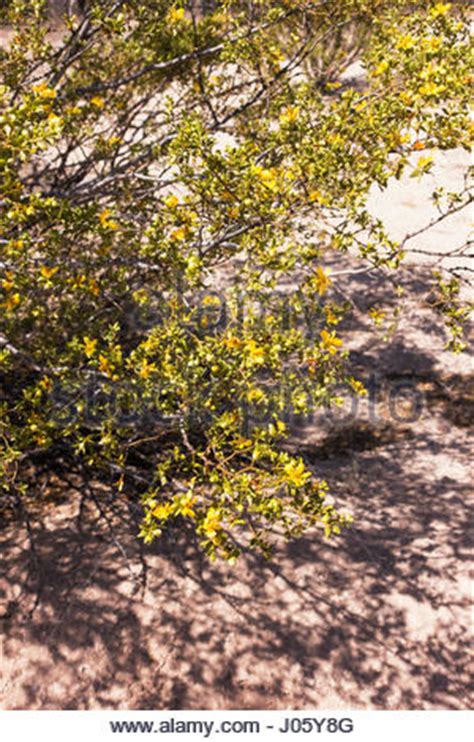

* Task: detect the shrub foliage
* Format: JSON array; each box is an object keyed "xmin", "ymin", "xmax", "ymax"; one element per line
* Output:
[{"xmin": 0, "ymin": 0, "xmax": 471, "ymax": 559}]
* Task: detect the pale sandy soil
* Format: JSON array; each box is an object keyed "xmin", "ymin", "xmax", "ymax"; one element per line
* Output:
[{"xmin": 367, "ymin": 147, "xmax": 472, "ymax": 282}]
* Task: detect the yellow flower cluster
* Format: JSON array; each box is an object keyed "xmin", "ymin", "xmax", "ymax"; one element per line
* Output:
[
  {"xmin": 91, "ymin": 96, "xmax": 105, "ymax": 109},
  {"xmin": 201, "ymin": 507, "xmax": 222, "ymax": 539},
  {"xmin": 32, "ymin": 82, "xmax": 56, "ymax": 99},
  {"xmin": 246, "ymin": 339, "xmax": 265, "ymax": 365},
  {"xmin": 40, "ymin": 265, "xmax": 59, "ymax": 281},
  {"xmin": 83, "ymin": 336, "xmax": 98, "ymax": 358},
  {"xmin": 99, "ymin": 208, "xmax": 119, "ymax": 230},
  {"xmin": 396, "ymin": 35, "xmax": 415, "ymax": 51},
  {"xmin": 153, "ymin": 502, "xmax": 174, "ymax": 520},
  {"xmin": 348, "ymin": 377, "xmax": 367, "ymax": 396},
  {"xmin": 252, "ymin": 165, "xmax": 279, "ymax": 193},
  {"xmin": 177, "ymin": 493, "xmax": 197, "ymax": 518},
  {"xmin": 320, "ymin": 329, "xmax": 342, "ymax": 355},
  {"xmin": 418, "ymin": 82, "xmax": 446, "ymax": 97},
  {"xmin": 430, "ymin": 3, "xmax": 451, "ymax": 19},
  {"xmin": 167, "ymin": 6, "xmax": 185, "ymax": 25},
  {"xmin": 313, "ymin": 266, "xmax": 331, "ymax": 296},
  {"xmin": 283, "ymin": 459, "xmax": 311, "ymax": 488},
  {"xmin": 279, "ymin": 106, "xmax": 300, "ymax": 126},
  {"xmin": 170, "ymin": 226, "xmax": 187, "ymax": 242},
  {"xmin": 138, "ymin": 358, "xmax": 157, "ymax": 380},
  {"xmin": 164, "ymin": 194, "xmax": 180, "ymax": 209}
]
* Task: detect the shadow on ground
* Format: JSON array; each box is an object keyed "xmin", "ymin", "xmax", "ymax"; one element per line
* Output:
[{"xmin": 1, "ymin": 429, "xmax": 471, "ymax": 709}]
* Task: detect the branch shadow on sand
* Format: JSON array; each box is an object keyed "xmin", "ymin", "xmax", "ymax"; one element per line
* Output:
[{"xmin": 1, "ymin": 425, "xmax": 471, "ymax": 709}]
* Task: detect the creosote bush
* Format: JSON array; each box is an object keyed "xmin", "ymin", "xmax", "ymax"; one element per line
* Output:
[{"xmin": 0, "ymin": 0, "xmax": 471, "ymax": 560}]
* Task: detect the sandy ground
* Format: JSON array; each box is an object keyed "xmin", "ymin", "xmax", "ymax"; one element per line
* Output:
[{"xmin": 367, "ymin": 147, "xmax": 472, "ymax": 281}]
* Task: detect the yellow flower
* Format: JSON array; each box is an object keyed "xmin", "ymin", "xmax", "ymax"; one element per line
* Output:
[
  {"xmin": 308, "ymin": 190, "xmax": 329, "ymax": 206},
  {"xmin": 399, "ymin": 91, "xmax": 414, "ymax": 106},
  {"xmin": 170, "ymin": 226, "xmax": 187, "ymax": 242},
  {"xmin": 40, "ymin": 265, "xmax": 59, "ymax": 280},
  {"xmin": 167, "ymin": 6, "xmax": 185, "ymax": 24},
  {"xmin": 430, "ymin": 2, "xmax": 451, "ymax": 18},
  {"xmin": 424, "ymin": 37, "xmax": 442, "ymax": 53},
  {"xmin": 374, "ymin": 60, "xmax": 389, "ymax": 76},
  {"xmin": 164, "ymin": 194, "xmax": 179, "ymax": 209},
  {"xmin": 223, "ymin": 335, "xmax": 241, "ymax": 350},
  {"xmin": 152, "ymin": 503, "xmax": 174, "ymax": 520},
  {"xmin": 47, "ymin": 112, "xmax": 63, "ymax": 131},
  {"xmin": 369, "ymin": 307, "xmax": 386, "ymax": 325},
  {"xmin": 10, "ymin": 239, "xmax": 26, "ymax": 252},
  {"xmin": 260, "ymin": 168, "xmax": 278, "ymax": 189},
  {"xmin": 89, "ymin": 278, "xmax": 100, "ymax": 296},
  {"xmin": 178, "ymin": 493, "xmax": 197, "ymax": 519},
  {"xmin": 279, "ymin": 105, "xmax": 300, "ymax": 125},
  {"xmin": 283, "ymin": 459, "xmax": 311, "ymax": 488},
  {"xmin": 98, "ymin": 354, "xmax": 114, "ymax": 377},
  {"xmin": 246, "ymin": 339, "xmax": 265, "ymax": 365},
  {"xmin": 1, "ymin": 272, "xmax": 14, "ymax": 292},
  {"xmin": 246, "ymin": 387, "xmax": 266, "ymax": 403},
  {"xmin": 138, "ymin": 358, "xmax": 156, "ymax": 380},
  {"xmin": 202, "ymin": 294, "xmax": 221, "ymax": 307},
  {"xmin": 4, "ymin": 292, "xmax": 21, "ymax": 310},
  {"xmin": 253, "ymin": 166, "xmax": 279, "ymax": 192},
  {"xmin": 396, "ymin": 35, "xmax": 415, "ymax": 51},
  {"xmin": 324, "ymin": 306, "xmax": 339, "ymax": 325},
  {"xmin": 99, "ymin": 208, "xmax": 119, "ymax": 230},
  {"xmin": 348, "ymin": 377, "xmax": 367, "ymax": 396},
  {"xmin": 201, "ymin": 507, "xmax": 222, "ymax": 539},
  {"xmin": 91, "ymin": 96, "xmax": 105, "ymax": 109},
  {"xmin": 313, "ymin": 266, "xmax": 331, "ymax": 296},
  {"xmin": 32, "ymin": 82, "xmax": 56, "ymax": 99},
  {"xmin": 260, "ymin": 168, "xmax": 274, "ymax": 180},
  {"xmin": 83, "ymin": 336, "xmax": 98, "ymax": 358},
  {"xmin": 320, "ymin": 329, "xmax": 342, "ymax": 354},
  {"xmin": 418, "ymin": 82, "xmax": 446, "ymax": 97}
]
